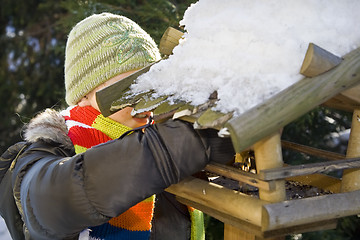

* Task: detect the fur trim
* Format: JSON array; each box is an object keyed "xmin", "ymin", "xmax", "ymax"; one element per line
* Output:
[{"xmin": 24, "ymin": 109, "xmax": 73, "ymax": 149}]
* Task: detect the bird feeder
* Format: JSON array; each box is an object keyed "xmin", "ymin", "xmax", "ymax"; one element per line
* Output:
[{"xmin": 96, "ymin": 27, "xmax": 360, "ymax": 239}]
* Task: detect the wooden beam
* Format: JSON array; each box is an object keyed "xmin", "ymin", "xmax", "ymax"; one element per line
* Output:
[
  {"xmin": 176, "ymin": 196, "xmax": 264, "ymax": 237},
  {"xmin": 323, "ymin": 82, "xmax": 360, "ymax": 112},
  {"xmin": 258, "ymin": 157, "xmax": 360, "ymax": 181},
  {"xmin": 262, "ymin": 219, "xmax": 337, "ymax": 238},
  {"xmin": 226, "ymin": 46, "xmax": 360, "ymax": 153},
  {"xmin": 178, "ymin": 195, "xmax": 337, "ymax": 239},
  {"xmin": 159, "ymin": 27, "xmax": 184, "ymax": 56},
  {"xmin": 205, "ymin": 163, "xmax": 275, "ymax": 191},
  {"xmin": 281, "ymin": 140, "xmax": 345, "ymax": 161},
  {"xmin": 166, "ymin": 177, "xmax": 268, "ymax": 227},
  {"xmin": 341, "ymin": 84, "xmax": 360, "ymax": 104},
  {"xmin": 262, "ymin": 189, "xmax": 360, "ymax": 231},
  {"xmin": 96, "ymin": 63, "xmax": 157, "ymax": 117},
  {"xmin": 286, "ymin": 174, "xmax": 341, "ymax": 193},
  {"xmin": 322, "ymin": 92, "xmax": 360, "ymax": 112}
]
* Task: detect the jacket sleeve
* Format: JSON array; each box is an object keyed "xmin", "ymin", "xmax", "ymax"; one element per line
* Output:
[
  {"xmin": 0, "ymin": 142, "xmax": 30, "ymax": 240},
  {"xmin": 12, "ymin": 120, "xmax": 228, "ymax": 239}
]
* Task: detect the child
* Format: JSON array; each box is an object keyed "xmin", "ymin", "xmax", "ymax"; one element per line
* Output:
[{"xmin": 0, "ymin": 13, "xmax": 234, "ymax": 240}]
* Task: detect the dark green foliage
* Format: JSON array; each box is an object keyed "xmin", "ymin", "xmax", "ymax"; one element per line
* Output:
[
  {"xmin": 283, "ymin": 106, "xmax": 352, "ymax": 166},
  {"xmin": 204, "ymin": 214, "xmax": 224, "ymax": 240},
  {"xmin": 287, "ymin": 216, "xmax": 360, "ymax": 240},
  {"xmin": 1, "ymin": 0, "xmax": 68, "ymax": 152}
]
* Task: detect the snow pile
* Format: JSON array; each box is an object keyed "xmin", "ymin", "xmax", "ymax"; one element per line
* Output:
[{"xmin": 131, "ymin": 0, "xmax": 360, "ymax": 116}]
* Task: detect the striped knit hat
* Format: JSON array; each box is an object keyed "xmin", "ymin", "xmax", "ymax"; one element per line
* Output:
[{"xmin": 65, "ymin": 13, "xmax": 161, "ymax": 106}]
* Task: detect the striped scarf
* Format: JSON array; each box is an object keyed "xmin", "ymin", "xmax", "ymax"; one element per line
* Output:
[
  {"xmin": 62, "ymin": 105, "xmax": 205, "ymax": 240},
  {"xmin": 62, "ymin": 105, "xmax": 154, "ymax": 239}
]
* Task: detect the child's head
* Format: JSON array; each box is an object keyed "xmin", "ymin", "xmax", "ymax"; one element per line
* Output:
[{"xmin": 64, "ymin": 12, "xmax": 161, "ymax": 106}]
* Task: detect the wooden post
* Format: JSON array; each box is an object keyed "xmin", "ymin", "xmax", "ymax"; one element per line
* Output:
[
  {"xmin": 224, "ymin": 132, "xmax": 285, "ymax": 240},
  {"xmin": 341, "ymin": 109, "xmax": 360, "ymax": 192},
  {"xmin": 254, "ymin": 132, "xmax": 286, "ymax": 203},
  {"xmin": 224, "ymin": 224, "xmax": 256, "ymax": 240},
  {"xmin": 223, "ymin": 152, "xmax": 261, "ymax": 240},
  {"xmin": 254, "ymin": 132, "xmax": 286, "ymax": 240},
  {"xmin": 159, "ymin": 27, "xmax": 184, "ymax": 56}
]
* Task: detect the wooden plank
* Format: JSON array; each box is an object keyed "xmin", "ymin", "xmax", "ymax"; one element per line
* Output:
[
  {"xmin": 176, "ymin": 196, "xmax": 337, "ymax": 239},
  {"xmin": 132, "ymin": 95, "xmax": 168, "ymax": 114},
  {"xmin": 96, "ymin": 63, "xmax": 157, "ymax": 117},
  {"xmin": 322, "ymin": 93, "xmax": 360, "ymax": 112},
  {"xmin": 205, "ymin": 163, "xmax": 275, "ymax": 191},
  {"xmin": 159, "ymin": 27, "xmax": 184, "ymax": 56},
  {"xmin": 166, "ymin": 177, "xmax": 268, "ymax": 227},
  {"xmin": 262, "ymin": 219, "xmax": 337, "ymax": 238},
  {"xmin": 286, "ymin": 174, "xmax": 341, "ymax": 193},
  {"xmin": 324, "ymin": 83, "xmax": 360, "ymax": 112},
  {"xmin": 176, "ymin": 196, "xmax": 264, "ymax": 237},
  {"xmin": 225, "ymin": 46, "xmax": 360, "ymax": 153},
  {"xmin": 206, "ymin": 144, "xmax": 342, "ymax": 191},
  {"xmin": 281, "ymin": 140, "xmax": 345, "ymax": 161},
  {"xmin": 194, "ymin": 109, "xmax": 233, "ymax": 130},
  {"xmin": 341, "ymin": 83, "xmax": 360, "ymax": 103},
  {"xmin": 258, "ymin": 157, "xmax": 360, "ymax": 181},
  {"xmin": 262, "ymin": 189, "xmax": 360, "ymax": 231}
]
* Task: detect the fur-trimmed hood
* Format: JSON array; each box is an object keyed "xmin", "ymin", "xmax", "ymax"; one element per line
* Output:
[{"xmin": 24, "ymin": 109, "xmax": 73, "ymax": 149}]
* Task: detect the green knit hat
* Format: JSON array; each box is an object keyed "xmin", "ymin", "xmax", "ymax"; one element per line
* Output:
[{"xmin": 65, "ymin": 12, "xmax": 161, "ymax": 105}]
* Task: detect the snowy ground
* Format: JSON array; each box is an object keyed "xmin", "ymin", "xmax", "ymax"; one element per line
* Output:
[{"xmin": 0, "ymin": 218, "xmax": 12, "ymax": 240}]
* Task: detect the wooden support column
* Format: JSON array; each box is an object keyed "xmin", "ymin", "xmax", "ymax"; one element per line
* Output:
[
  {"xmin": 254, "ymin": 131, "xmax": 285, "ymax": 240},
  {"xmin": 254, "ymin": 132, "xmax": 286, "ymax": 203},
  {"xmin": 224, "ymin": 132, "xmax": 285, "ymax": 240},
  {"xmin": 224, "ymin": 224, "xmax": 257, "ymax": 240},
  {"xmin": 223, "ymin": 151, "xmax": 260, "ymax": 240},
  {"xmin": 341, "ymin": 109, "xmax": 360, "ymax": 192}
]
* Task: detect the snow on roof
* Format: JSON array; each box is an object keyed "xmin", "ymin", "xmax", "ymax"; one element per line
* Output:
[{"xmin": 130, "ymin": 0, "xmax": 360, "ymax": 117}]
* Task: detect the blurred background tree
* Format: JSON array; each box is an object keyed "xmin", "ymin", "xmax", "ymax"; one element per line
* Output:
[{"xmin": 0, "ymin": 0, "xmax": 357, "ymax": 239}]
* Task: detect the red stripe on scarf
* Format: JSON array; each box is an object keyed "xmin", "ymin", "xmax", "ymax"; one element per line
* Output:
[
  {"xmin": 68, "ymin": 126, "xmax": 112, "ymax": 149},
  {"xmin": 68, "ymin": 106, "xmax": 100, "ymax": 126}
]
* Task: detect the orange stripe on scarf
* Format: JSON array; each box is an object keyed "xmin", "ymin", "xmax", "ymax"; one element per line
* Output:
[{"xmin": 109, "ymin": 197, "xmax": 155, "ymax": 231}]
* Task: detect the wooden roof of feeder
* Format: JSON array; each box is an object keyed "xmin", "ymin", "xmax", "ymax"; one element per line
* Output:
[
  {"xmin": 95, "ymin": 27, "xmax": 360, "ymax": 238},
  {"xmin": 96, "ymin": 27, "xmax": 360, "ymax": 152}
]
